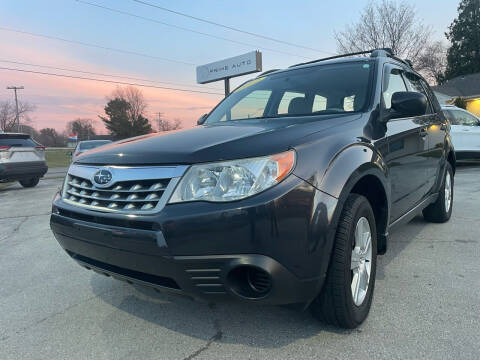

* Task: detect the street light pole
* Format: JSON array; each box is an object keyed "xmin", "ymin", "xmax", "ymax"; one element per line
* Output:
[{"xmin": 6, "ymin": 86, "xmax": 24, "ymax": 132}]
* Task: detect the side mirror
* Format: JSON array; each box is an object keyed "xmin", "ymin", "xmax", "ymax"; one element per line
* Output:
[
  {"xmin": 197, "ymin": 114, "xmax": 208, "ymax": 125},
  {"xmin": 68, "ymin": 151, "xmax": 73, "ymax": 156},
  {"xmin": 390, "ymin": 92, "xmax": 428, "ymax": 119}
]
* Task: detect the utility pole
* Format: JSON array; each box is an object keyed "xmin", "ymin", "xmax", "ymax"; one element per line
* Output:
[{"xmin": 6, "ymin": 86, "xmax": 24, "ymax": 132}]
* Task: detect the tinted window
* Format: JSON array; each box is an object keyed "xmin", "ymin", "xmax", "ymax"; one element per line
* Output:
[
  {"xmin": 206, "ymin": 62, "xmax": 373, "ymax": 124},
  {"xmin": 79, "ymin": 141, "xmax": 111, "ymax": 150},
  {"xmin": 0, "ymin": 137, "xmax": 36, "ymax": 147},
  {"xmin": 403, "ymin": 73, "xmax": 432, "ymax": 114},
  {"xmin": 448, "ymin": 110, "xmax": 480, "ymax": 126}
]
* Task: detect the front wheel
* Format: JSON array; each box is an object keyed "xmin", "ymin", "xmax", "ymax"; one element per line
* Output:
[
  {"xmin": 310, "ymin": 194, "xmax": 377, "ymax": 328},
  {"xmin": 423, "ymin": 162, "xmax": 453, "ymax": 223},
  {"xmin": 19, "ymin": 177, "xmax": 40, "ymax": 188}
]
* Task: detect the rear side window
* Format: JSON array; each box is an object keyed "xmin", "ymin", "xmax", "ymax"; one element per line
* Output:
[{"xmin": 0, "ymin": 137, "xmax": 36, "ymax": 147}]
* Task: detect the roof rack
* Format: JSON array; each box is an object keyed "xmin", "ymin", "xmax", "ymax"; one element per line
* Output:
[{"xmin": 288, "ymin": 48, "xmax": 412, "ymax": 69}]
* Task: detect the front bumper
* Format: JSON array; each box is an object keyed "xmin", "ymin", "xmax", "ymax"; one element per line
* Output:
[
  {"xmin": 0, "ymin": 161, "xmax": 48, "ymax": 181},
  {"xmin": 50, "ymin": 174, "xmax": 338, "ymax": 305}
]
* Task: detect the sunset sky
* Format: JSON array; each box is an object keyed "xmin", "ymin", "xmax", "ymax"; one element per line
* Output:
[{"xmin": 0, "ymin": 0, "xmax": 458, "ymax": 134}]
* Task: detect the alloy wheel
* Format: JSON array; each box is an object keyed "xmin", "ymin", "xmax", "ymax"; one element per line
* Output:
[
  {"xmin": 444, "ymin": 171, "xmax": 452, "ymax": 212},
  {"xmin": 351, "ymin": 217, "xmax": 372, "ymax": 306}
]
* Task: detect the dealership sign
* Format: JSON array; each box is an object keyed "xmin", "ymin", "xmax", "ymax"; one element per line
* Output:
[{"xmin": 196, "ymin": 51, "xmax": 262, "ymax": 84}]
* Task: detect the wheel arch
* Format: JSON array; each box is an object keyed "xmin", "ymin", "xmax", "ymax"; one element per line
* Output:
[{"xmin": 320, "ymin": 144, "xmax": 391, "ymax": 255}]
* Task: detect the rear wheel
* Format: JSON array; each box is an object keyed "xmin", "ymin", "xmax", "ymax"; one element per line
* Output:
[
  {"xmin": 311, "ymin": 194, "xmax": 377, "ymax": 328},
  {"xmin": 19, "ymin": 177, "xmax": 40, "ymax": 188},
  {"xmin": 423, "ymin": 162, "xmax": 453, "ymax": 223}
]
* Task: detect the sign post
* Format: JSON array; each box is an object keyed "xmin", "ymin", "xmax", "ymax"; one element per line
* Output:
[{"xmin": 196, "ymin": 51, "xmax": 262, "ymax": 97}]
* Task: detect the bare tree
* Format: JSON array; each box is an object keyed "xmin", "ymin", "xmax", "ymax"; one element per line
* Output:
[
  {"xmin": 38, "ymin": 128, "xmax": 66, "ymax": 147},
  {"xmin": 416, "ymin": 41, "xmax": 447, "ymax": 85},
  {"xmin": 0, "ymin": 100, "xmax": 35, "ymax": 132},
  {"xmin": 66, "ymin": 118, "xmax": 96, "ymax": 140},
  {"xmin": 334, "ymin": 0, "xmax": 432, "ymax": 64},
  {"xmin": 157, "ymin": 117, "xmax": 182, "ymax": 132},
  {"xmin": 110, "ymin": 86, "xmax": 148, "ymax": 122}
]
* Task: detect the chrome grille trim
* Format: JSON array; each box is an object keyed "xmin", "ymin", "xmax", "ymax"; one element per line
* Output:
[{"xmin": 62, "ymin": 164, "xmax": 188, "ymax": 214}]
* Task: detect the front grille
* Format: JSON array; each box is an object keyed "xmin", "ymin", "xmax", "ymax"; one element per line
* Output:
[
  {"xmin": 62, "ymin": 164, "xmax": 188, "ymax": 214},
  {"xmin": 65, "ymin": 175, "xmax": 169, "ymax": 212}
]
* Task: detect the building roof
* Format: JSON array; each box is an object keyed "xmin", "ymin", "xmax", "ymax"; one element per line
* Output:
[{"xmin": 432, "ymin": 73, "xmax": 480, "ymax": 98}]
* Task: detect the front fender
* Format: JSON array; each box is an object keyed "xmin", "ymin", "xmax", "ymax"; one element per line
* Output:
[
  {"xmin": 320, "ymin": 144, "xmax": 388, "ymax": 198},
  {"xmin": 295, "ymin": 142, "xmax": 391, "ymax": 255},
  {"xmin": 294, "ymin": 143, "xmax": 389, "ymax": 199}
]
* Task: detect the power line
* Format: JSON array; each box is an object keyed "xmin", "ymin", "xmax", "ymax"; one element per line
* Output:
[
  {"xmin": 0, "ymin": 26, "xmax": 196, "ymax": 66},
  {"xmin": 75, "ymin": 0, "xmax": 311, "ymax": 60},
  {"xmin": 0, "ymin": 67, "xmax": 224, "ymax": 95},
  {"xmin": 0, "ymin": 59, "xmax": 221, "ymax": 90},
  {"xmin": 131, "ymin": 0, "xmax": 335, "ymax": 55}
]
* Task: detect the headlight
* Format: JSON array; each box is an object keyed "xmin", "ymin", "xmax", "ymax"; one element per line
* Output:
[
  {"xmin": 168, "ymin": 150, "xmax": 295, "ymax": 203},
  {"xmin": 60, "ymin": 173, "xmax": 70, "ymax": 198}
]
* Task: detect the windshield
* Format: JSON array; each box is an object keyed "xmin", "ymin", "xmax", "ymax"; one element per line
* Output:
[
  {"xmin": 205, "ymin": 61, "xmax": 373, "ymax": 124},
  {"xmin": 79, "ymin": 141, "xmax": 111, "ymax": 150}
]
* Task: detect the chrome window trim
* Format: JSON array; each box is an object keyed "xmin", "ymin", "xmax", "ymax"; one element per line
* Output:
[{"xmin": 61, "ymin": 164, "xmax": 189, "ymax": 215}]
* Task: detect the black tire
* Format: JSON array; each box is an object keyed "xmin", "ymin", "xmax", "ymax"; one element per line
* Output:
[
  {"xmin": 19, "ymin": 177, "xmax": 40, "ymax": 188},
  {"xmin": 311, "ymin": 194, "xmax": 377, "ymax": 328},
  {"xmin": 423, "ymin": 163, "xmax": 453, "ymax": 223}
]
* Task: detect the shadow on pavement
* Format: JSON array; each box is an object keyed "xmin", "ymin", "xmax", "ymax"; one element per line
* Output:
[{"xmin": 90, "ymin": 274, "xmax": 354, "ymax": 348}]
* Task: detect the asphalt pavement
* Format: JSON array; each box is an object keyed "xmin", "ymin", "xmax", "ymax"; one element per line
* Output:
[{"xmin": 1, "ymin": 164, "xmax": 479, "ymax": 360}]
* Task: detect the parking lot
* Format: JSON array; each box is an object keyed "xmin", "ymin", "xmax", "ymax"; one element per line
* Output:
[{"xmin": 1, "ymin": 164, "xmax": 479, "ymax": 360}]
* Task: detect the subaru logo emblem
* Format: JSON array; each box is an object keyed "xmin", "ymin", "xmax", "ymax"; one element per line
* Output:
[{"xmin": 93, "ymin": 169, "xmax": 113, "ymax": 187}]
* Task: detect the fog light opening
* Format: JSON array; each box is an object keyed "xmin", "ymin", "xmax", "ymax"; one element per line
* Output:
[{"xmin": 227, "ymin": 266, "xmax": 272, "ymax": 299}]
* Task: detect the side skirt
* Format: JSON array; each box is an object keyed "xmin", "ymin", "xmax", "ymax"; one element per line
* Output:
[{"xmin": 388, "ymin": 193, "xmax": 438, "ymax": 233}]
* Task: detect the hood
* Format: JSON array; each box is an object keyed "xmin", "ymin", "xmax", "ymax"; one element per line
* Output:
[{"xmin": 76, "ymin": 114, "xmax": 361, "ymax": 165}]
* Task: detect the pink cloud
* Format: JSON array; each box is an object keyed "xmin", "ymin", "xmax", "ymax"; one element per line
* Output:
[{"xmin": 0, "ymin": 37, "xmax": 221, "ymax": 133}]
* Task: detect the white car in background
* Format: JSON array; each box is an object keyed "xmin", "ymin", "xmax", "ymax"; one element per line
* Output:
[
  {"xmin": 442, "ymin": 105, "xmax": 480, "ymax": 160},
  {"xmin": 71, "ymin": 140, "xmax": 112, "ymax": 162}
]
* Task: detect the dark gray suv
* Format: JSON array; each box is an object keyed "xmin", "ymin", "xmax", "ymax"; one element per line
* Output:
[{"xmin": 51, "ymin": 49, "xmax": 455, "ymax": 328}]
